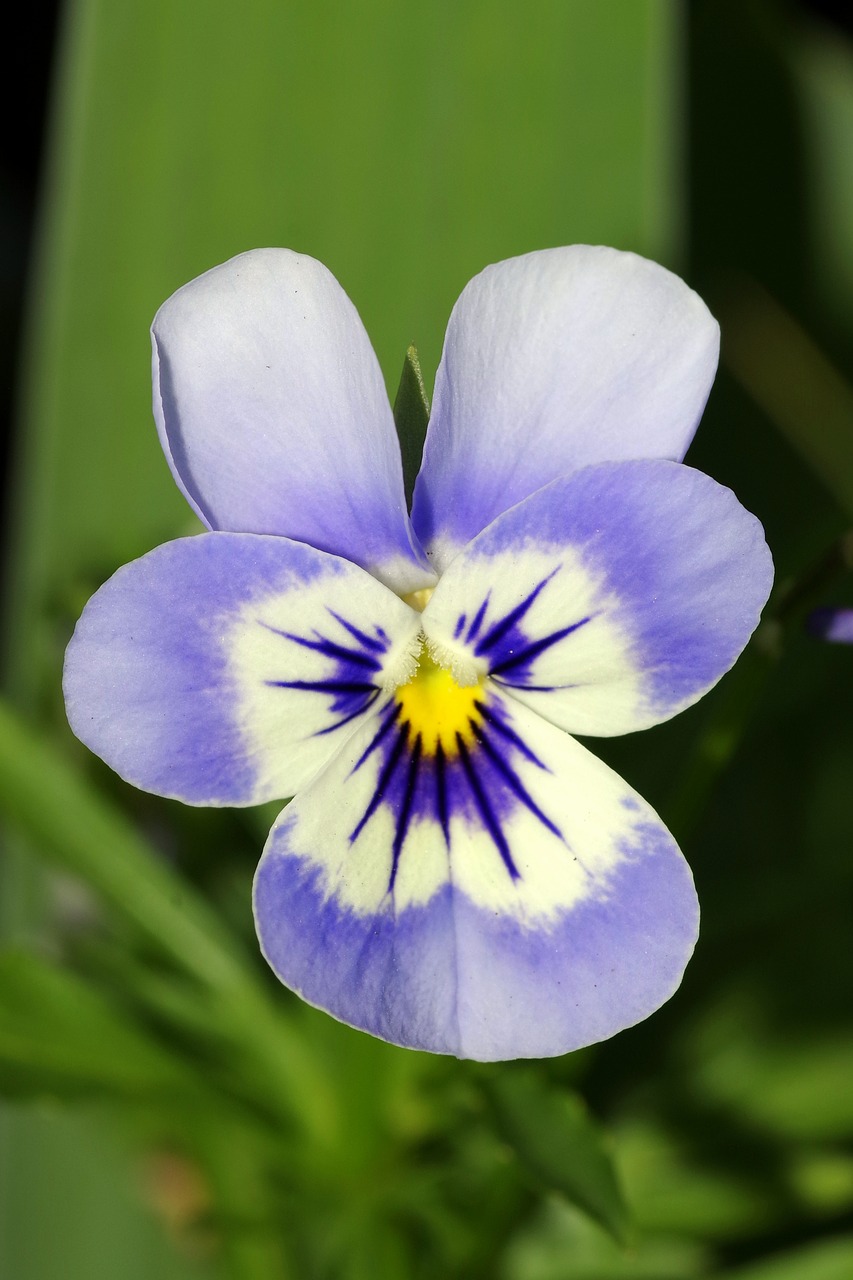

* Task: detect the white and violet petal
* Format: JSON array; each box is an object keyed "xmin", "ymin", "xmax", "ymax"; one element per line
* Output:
[
  {"xmin": 421, "ymin": 459, "xmax": 773, "ymax": 737},
  {"xmin": 64, "ymin": 533, "xmax": 421, "ymax": 806},
  {"xmin": 152, "ymin": 249, "xmax": 433, "ymax": 594},
  {"xmin": 412, "ymin": 246, "xmax": 720, "ymax": 570},
  {"xmin": 254, "ymin": 688, "xmax": 698, "ymax": 1060}
]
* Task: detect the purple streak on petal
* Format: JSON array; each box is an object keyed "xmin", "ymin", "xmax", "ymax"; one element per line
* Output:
[
  {"xmin": 257, "ymin": 837, "xmax": 459, "ymax": 1052},
  {"xmin": 352, "ymin": 703, "xmax": 402, "ymax": 772},
  {"xmin": 259, "ymin": 622, "xmax": 383, "ymax": 671},
  {"xmin": 469, "ymin": 720, "xmax": 562, "ymax": 838},
  {"xmin": 265, "ymin": 676, "xmax": 380, "ymax": 740},
  {"xmin": 489, "ymin": 616, "xmax": 593, "ymax": 680},
  {"xmin": 465, "ymin": 596, "xmax": 491, "ymax": 644},
  {"xmin": 327, "ymin": 610, "xmax": 389, "ymax": 654},
  {"xmin": 455, "ymin": 735, "xmax": 520, "ymax": 880},
  {"xmin": 350, "ymin": 721, "xmax": 410, "ymax": 842},
  {"xmin": 460, "ymin": 571, "xmax": 592, "ymax": 691},
  {"xmin": 474, "ymin": 571, "xmax": 558, "ymax": 656},
  {"xmin": 390, "ymin": 735, "xmax": 423, "ymax": 891},
  {"xmin": 262, "ymin": 611, "xmax": 392, "ymax": 735},
  {"xmin": 267, "ymin": 679, "xmax": 377, "ymax": 693},
  {"xmin": 434, "ymin": 742, "xmax": 450, "ymax": 845},
  {"xmin": 314, "ymin": 692, "xmax": 381, "ymax": 737},
  {"xmin": 493, "ymin": 681, "xmax": 562, "ymax": 693},
  {"xmin": 477, "ymin": 701, "xmax": 550, "ymax": 770},
  {"xmin": 254, "ymin": 818, "xmax": 698, "ymax": 1060}
]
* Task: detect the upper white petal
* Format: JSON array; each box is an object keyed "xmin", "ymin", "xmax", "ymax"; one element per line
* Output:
[
  {"xmin": 152, "ymin": 248, "xmax": 432, "ymax": 592},
  {"xmin": 412, "ymin": 246, "xmax": 719, "ymax": 570}
]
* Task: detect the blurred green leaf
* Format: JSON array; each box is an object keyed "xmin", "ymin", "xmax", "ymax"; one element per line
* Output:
[
  {"xmin": 721, "ymin": 278, "xmax": 853, "ymax": 518},
  {"xmin": 695, "ymin": 1030, "xmax": 853, "ymax": 1142},
  {"xmin": 503, "ymin": 1198, "xmax": 709, "ymax": 1280},
  {"xmin": 393, "ymin": 344, "xmax": 430, "ymax": 506},
  {"xmin": 481, "ymin": 1067, "xmax": 629, "ymax": 1245},
  {"xmin": 718, "ymin": 1235, "xmax": 853, "ymax": 1280},
  {"xmin": 0, "ymin": 1108, "xmax": 215, "ymax": 1280},
  {"xmin": 664, "ymin": 643, "xmax": 777, "ymax": 839},
  {"xmin": 0, "ymin": 698, "xmax": 250, "ymax": 991},
  {"xmin": 0, "ymin": 698, "xmax": 336, "ymax": 1140},
  {"xmin": 0, "ymin": 950, "xmax": 193, "ymax": 1101},
  {"xmin": 793, "ymin": 23, "xmax": 853, "ymax": 337},
  {"xmin": 787, "ymin": 1149, "xmax": 853, "ymax": 1218},
  {"xmin": 195, "ymin": 1115, "xmax": 294, "ymax": 1280},
  {"xmin": 614, "ymin": 1118, "xmax": 778, "ymax": 1242}
]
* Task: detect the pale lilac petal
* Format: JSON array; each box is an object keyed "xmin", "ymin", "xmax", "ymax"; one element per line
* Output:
[
  {"xmin": 64, "ymin": 534, "xmax": 420, "ymax": 805},
  {"xmin": 152, "ymin": 249, "xmax": 433, "ymax": 594},
  {"xmin": 254, "ymin": 686, "xmax": 698, "ymax": 1060},
  {"xmin": 412, "ymin": 247, "xmax": 720, "ymax": 570},
  {"xmin": 421, "ymin": 460, "xmax": 773, "ymax": 736}
]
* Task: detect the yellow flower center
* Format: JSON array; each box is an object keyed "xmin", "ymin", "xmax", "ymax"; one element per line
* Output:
[{"xmin": 395, "ymin": 647, "xmax": 484, "ymax": 757}]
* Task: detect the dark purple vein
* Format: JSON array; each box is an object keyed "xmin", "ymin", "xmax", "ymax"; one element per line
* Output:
[{"xmin": 456, "ymin": 734, "xmax": 520, "ymax": 880}]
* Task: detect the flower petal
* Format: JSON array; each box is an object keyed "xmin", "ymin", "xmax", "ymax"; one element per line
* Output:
[
  {"xmin": 411, "ymin": 247, "xmax": 720, "ymax": 570},
  {"xmin": 420, "ymin": 460, "xmax": 773, "ymax": 736},
  {"xmin": 64, "ymin": 533, "xmax": 421, "ymax": 805},
  {"xmin": 253, "ymin": 689, "xmax": 698, "ymax": 1060},
  {"xmin": 152, "ymin": 249, "xmax": 433, "ymax": 594}
]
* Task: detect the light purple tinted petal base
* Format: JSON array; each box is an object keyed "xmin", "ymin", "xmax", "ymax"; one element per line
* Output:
[
  {"xmin": 412, "ymin": 246, "xmax": 720, "ymax": 568},
  {"xmin": 152, "ymin": 249, "xmax": 432, "ymax": 593},
  {"xmin": 254, "ymin": 818, "xmax": 698, "ymax": 1061}
]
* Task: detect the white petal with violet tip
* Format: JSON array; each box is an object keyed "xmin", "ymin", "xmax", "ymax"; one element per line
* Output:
[
  {"xmin": 64, "ymin": 533, "xmax": 421, "ymax": 806},
  {"xmin": 421, "ymin": 459, "xmax": 773, "ymax": 737},
  {"xmin": 152, "ymin": 249, "xmax": 433, "ymax": 594},
  {"xmin": 412, "ymin": 246, "xmax": 720, "ymax": 570},
  {"xmin": 253, "ymin": 682, "xmax": 698, "ymax": 1060}
]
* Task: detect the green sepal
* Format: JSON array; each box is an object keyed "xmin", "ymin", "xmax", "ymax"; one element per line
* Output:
[{"xmin": 393, "ymin": 344, "xmax": 430, "ymax": 505}]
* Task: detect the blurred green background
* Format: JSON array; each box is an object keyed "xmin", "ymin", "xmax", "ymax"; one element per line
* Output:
[{"xmin": 2, "ymin": 1, "xmax": 853, "ymax": 1276}]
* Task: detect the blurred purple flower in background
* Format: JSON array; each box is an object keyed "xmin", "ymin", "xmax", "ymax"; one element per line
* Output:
[{"xmin": 808, "ymin": 607, "xmax": 853, "ymax": 643}]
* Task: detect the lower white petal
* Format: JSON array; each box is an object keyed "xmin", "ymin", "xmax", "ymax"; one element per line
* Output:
[{"xmin": 253, "ymin": 687, "xmax": 698, "ymax": 1060}]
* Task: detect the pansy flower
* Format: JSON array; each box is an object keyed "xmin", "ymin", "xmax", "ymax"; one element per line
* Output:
[{"xmin": 64, "ymin": 247, "xmax": 773, "ymax": 1060}]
